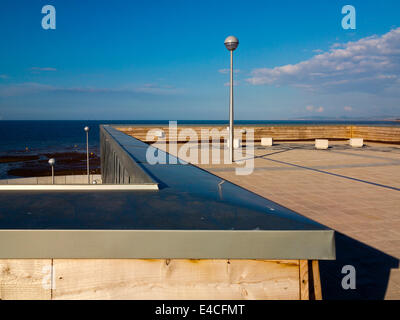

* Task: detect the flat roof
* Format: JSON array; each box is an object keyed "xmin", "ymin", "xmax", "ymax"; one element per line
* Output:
[{"xmin": 0, "ymin": 125, "xmax": 335, "ymax": 260}]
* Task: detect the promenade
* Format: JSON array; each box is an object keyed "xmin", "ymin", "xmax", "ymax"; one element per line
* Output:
[
  {"xmin": 147, "ymin": 138, "xmax": 400, "ymax": 299},
  {"xmin": 199, "ymin": 141, "xmax": 400, "ymax": 299}
]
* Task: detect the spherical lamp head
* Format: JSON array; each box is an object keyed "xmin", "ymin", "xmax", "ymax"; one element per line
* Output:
[
  {"xmin": 84, "ymin": 126, "xmax": 90, "ymax": 132},
  {"xmin": 48, "ymin": 158, "xmax": 55, "ymax": 166},
  {"xmin": 224, "ymin": 36, "xmax": 239, "ymax": 51}
]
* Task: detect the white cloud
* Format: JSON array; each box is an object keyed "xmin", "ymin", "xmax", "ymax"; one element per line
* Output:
[
  {"xmin": 344, "ymin": 106, "xmax": 353, "ymax": 112},
  {"xmin": 0, "ymin": 82, "xmax": 181, "ymax": 97},
  {"xmin": 124, "ymin": 83, "xmax": 181, "ymax": 95},
  {"xmin": 305, "ymin": 105, "xmax": 324, "ymax": 113},
  {"xmin": 30, "ymin": 67, "xmax": 57, "ymax": 72},
  {"xmin": 218, "ymin": 68, "xmax": 240, "ymax": 74},
  {"xmin": 247, "ymin": 27, "xmax": 400, "ymax": 95},
  {"xmin": 224, "ymin": 80, "xmax": 239, "ymax": 87},
  {"xmin": 0, "ymin": 82, "xmax": 54, "ymax": 97}
]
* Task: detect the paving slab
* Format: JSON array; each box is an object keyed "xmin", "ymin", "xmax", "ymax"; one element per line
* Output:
[{"xmin": 153, "ymin": 140, "xmax": 400, "ymax": 299}]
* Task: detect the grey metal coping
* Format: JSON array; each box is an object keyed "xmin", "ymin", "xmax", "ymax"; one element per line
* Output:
[
  {"xmin": 100, "ymin": 125, "xmax": 158, "ymax": 185},
  {"xmin": 0, "ymin": 184, "xmax": 158, "ymax": 191},
  {"xmin": 0, "ymin": 124, "xmax": 335, "ymax": 260}
]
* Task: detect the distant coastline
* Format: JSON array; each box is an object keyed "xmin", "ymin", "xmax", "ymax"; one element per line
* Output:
[{"xmin": 0, "ymin": 120, "xmax": 399, "ymax": 179}]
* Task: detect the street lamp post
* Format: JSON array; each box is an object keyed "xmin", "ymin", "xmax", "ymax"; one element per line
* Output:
[
  {"xmin": 48, "ymin": 158, "xmax": 55, "ymax": 185},
  {"xmin": 224, "ymin": 36, "xmax": 239, "ymax": 163},
  {"xmin": 84, "ymin": 126, "xmax": 90, "ymax": 184}
]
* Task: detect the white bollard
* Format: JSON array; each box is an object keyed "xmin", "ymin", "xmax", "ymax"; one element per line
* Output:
[
  {"xmin": 155, "ymin": 130, "xmax": 165, "ymax": 138},
  {"xmin": 261, "ymin": 137, "xmax": 273, "ymax": 147},
  {"xmin": 227, "ymin": 138, "xmax": 241, "ymax": 149},
  {"xmin": 349, "ymin": 138, "xmax": 363, "ymax": 147},
  {"xmin": 315, "ymin": 139, "xmax": 329, "ymax": 150}
]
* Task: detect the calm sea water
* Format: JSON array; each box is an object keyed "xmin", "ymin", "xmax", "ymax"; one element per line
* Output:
[{"xmin": 0, "ymin": 120, "xmax": 399, "ymax": 155}]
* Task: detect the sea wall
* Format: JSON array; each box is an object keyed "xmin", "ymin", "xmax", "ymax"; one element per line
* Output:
[
  {"xmin": 0, "ymin": 174, "xmax": 102, "ymax": 185},
  {"xmin": 116, "ymin": 125, "xmax": 400, "ymax": 144}
]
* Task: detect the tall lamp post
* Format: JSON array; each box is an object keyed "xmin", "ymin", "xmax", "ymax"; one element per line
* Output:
[
  {"xmin": 224, "ymin": 35, "xmax": 239, "ymax": 163},
  {"xmin": 84, "ymin": 126, "xmax": 90, "ymax": 184},
  {"xmin": 48, "ymin": 158, "xmax": 55, "ymax": 185}
]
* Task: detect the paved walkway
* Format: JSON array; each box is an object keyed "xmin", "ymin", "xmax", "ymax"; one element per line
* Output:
[{"xmin": 160, "ymin": 140, "xmax": 400, "ymax": 299}]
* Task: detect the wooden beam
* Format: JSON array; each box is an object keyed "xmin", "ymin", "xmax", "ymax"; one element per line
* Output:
[
  {"xmin": 312, "ymin": 260, "xmax": 322, "ymax": 300},
  {"xmin": 299, "ymin": 260, "xmax": 309, "ymax": 300},
  {"xmin": 0, "ymin": 259, "xmax": 304, "ymax": 300},
  {"xmin": 52, "ymin": 259, "xmax": 300, "ymax": 300},
  {"xmin": 0, "ymin": 259, "xmax": 52, "ymax": 300}
]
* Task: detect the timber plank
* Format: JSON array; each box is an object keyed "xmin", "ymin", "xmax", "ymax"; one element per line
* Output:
[
  {"xmin": 0, "ymin": 259, "xmax": 52, "ymax": 300},
  {"xmin": 299, "ymin": 260, "xmax": 309, "ymax": 300},
  {"xmin": 52, "ymin": 259, "xmax": 300, "ymax": 300},
  {"xmin": 312, "ymin": 260, "xmax": 322, "ymax": 300}
]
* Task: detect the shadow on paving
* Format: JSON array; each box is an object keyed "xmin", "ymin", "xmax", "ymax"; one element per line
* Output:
[{"xmin": 319, "ymin": 232, "xmax": 399, "ymax": 300}]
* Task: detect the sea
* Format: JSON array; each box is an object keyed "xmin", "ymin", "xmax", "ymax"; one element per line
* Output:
[{"xmin": 0, "ymin": 120, "xmax": 399, "ymax": 178}]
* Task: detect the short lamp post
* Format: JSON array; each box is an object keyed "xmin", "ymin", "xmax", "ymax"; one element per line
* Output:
[
  {"xmin": 84, "ymin": 126, "xmax": 90, "ymax": 184},
  {"xmin": 48, "ymin": 158, "xmax": 55, "ymax": 185},
  {"xmin": 224, "ymin": 35, "xmax": 239, "ymax": 163}
]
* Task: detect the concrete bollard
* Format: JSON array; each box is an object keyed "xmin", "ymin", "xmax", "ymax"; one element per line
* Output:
[
  {"xmin": 155, "ymin": 130, "xmax": 165, "ymax": 138},
  {"xmin": 227, "ymin": 138, "xmax": 241, "ymax": 149},
  {"xmin": 349, "ymin": 138, "xmax": 364, "ymax": 147},
  {"xmin": 315, "ymin": 139, "xmax": 329, "ymax": 150},
  {"xmin": 261, "ymin": 137, "xmax": 273, "ymax": 147}
]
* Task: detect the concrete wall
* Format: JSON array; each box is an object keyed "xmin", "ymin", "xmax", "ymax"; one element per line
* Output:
[{"xmin": 0, "ymin": 175, "xmax": 102, "ymax": 185}]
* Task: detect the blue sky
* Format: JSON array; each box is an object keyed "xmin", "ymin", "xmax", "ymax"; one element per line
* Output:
[{"xmin": 0, "ymin": 0, "xmax": 399, "ymax": 120}]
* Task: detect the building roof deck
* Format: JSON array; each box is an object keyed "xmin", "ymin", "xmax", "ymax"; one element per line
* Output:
[{"xmin": 0, "ymin": 125, "xmax": 335, "ymax": 260}]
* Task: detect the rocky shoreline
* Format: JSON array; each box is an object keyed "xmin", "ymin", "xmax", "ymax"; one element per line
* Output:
[{"xmin": 0, "ymin": 151, "xmax": 101, "ymax": 178}]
